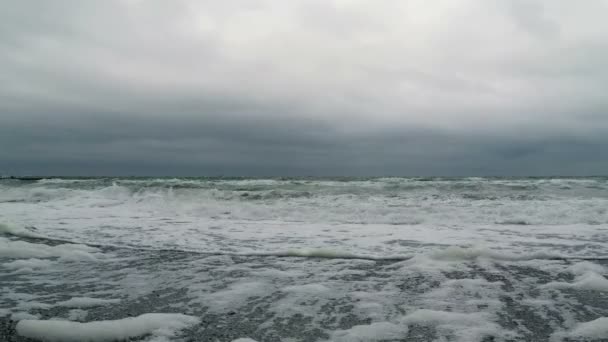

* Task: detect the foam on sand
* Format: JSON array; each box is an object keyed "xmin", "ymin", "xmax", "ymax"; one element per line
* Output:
[
  {"xmin": 56, "ymin": 297, "xmax": 121, "ymax": 308},
  {"xmin": 329, "ymin": 321, "xmax": 408, "ymax": 342},
  {"xmin": 16, "ymin": 313, "xmax": 200, "ymax": 342}
]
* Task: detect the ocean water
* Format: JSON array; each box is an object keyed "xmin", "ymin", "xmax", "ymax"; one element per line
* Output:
[{"xmin": 1, "ymin": 177, "xmax": 608, "ymax": 341}]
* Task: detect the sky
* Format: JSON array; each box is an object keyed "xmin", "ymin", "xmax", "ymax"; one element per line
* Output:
[{"xmin": 1, "ymin": 0, "xmax": 607, "ymax": 176}]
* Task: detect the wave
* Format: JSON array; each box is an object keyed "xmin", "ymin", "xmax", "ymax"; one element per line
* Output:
[
  {"xmin": 2, "ymin": 180, "xmax": 608, "ymax": 226},
  {"xmin": 265, "ymin": 249, "xmax": 412, "ymax": 261},
  {"xmin": 495, "ymin": 219, "xmax": 530, "ymax": 225},
  {"xmin": 0, "ymin": 222, "xmax": 43, "ymax": 239},
  {"xmin": 4, "ymin": 176, "xmax": 606, "ymax": 191},
  {"xmin": 430, "ymin": 246, "xmax": 569, "ymax": 261},
  {"xmin": 0, "ymin": 236, "xmax": 102, "ymax": 261},
  {"xmin": 4, "ymin": 224, "xmax": 607, "ymax": 263}
]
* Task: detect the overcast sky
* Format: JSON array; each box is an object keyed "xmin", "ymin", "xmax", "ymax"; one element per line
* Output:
[{"xmin": 1, "ymin": 0, "xmax": 607, "ymax": 176}]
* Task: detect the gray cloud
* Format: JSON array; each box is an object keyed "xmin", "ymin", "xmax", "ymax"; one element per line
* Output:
[{"xmin": 1, "ymin": 0, "xmax": 607, "ymax": 176}]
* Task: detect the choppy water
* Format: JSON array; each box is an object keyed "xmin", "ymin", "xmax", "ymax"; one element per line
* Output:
[{"xmin": 1, "ymin": 177, "xmax": 608, "ymax": 341}]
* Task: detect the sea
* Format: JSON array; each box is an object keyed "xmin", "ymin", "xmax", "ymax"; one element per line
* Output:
[{"xmin": 1, "ymin": 176, "xmax": 608, "ymax": 341}]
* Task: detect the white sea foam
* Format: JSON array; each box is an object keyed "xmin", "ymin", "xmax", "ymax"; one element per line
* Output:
[
  {"xmin": 3, "ymin": 258, "xmax": 54, "ymax": 270},
  {"xmin": 265, "ymin": 282, "xmax": 338, "ymax": 320},
  {"xmin": 543, "ymin": 271, "xmax": 608, "ymax": 291},
  {"xmin": 231, "ymin": 338, "xmax": 259, "ymax": 342},
  {"xmin": 401, "ymin": 309, "xmax": 511, "ymax": 342},
  {"xmin": 11, "ymin": 312, "xmax": 40, "ymax": 320},
  {"xmin": 431, "ymin": 246, "xmax": 564, "ymax": 262},
  {"xmin": 568, "ymin": 261, "xmax": 606, "ymax": 275},
  {"xmin": 16, "ymin": 313, "xmax": 200, "ymax": 342},
  {"xmin": 16, "ymin": 301, "xmax": 53, "ymax": 311},
  {"xmin": 67, "ymin": 309, "xmax": 89, "ymax": 321},
  {"xmin": 283, "ymin": 283, "xmax": 331, "ymax": 295},
  {"xmin": 540, "ymin": 261, "xmax": 608, "ymax": 291},
  {"xmin": 3, "ymin": 177, "xmax": 608, "ymax": 340},
  {"xmin": 2, "ymin": 178, "xmax": 608, "ymax": 260},
  {"xmin": 204, "ymin": 281, "xmax": 269, "ymax": 313},
  {"xmin": 329, "ymin": 321, "xmax": 408, "ymax": 342},
  {"xmin": 56, "ymin": 297, "xmax": 121, "ymax": 308},
  {"xmin": 553, "ymin": 317, "xmax": 608, "ymax": 341}
]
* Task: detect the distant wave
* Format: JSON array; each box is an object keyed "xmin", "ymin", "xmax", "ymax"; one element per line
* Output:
[{"xmin": 2, "ymin": 178, "xmax": 607, "ymax": 226}]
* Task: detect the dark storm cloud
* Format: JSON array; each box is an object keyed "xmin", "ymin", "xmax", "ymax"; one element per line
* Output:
[{"xmin": 1, "ymin": 1, "xmax": 607, "ymax": 176}]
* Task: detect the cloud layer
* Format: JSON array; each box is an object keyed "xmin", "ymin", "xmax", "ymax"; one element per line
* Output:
[{"xmin": 1, "ymin": 0, "xmax": 607, "ymax": 176}]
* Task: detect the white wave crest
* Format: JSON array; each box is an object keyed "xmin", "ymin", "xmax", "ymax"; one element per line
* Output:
[
  {"xmin": 0, "ymin": 222, "xmax": 43, "ymax": 238},
  {"xmin": 0, "ymin": 237, "xmax": 101, "ymax": 261}
]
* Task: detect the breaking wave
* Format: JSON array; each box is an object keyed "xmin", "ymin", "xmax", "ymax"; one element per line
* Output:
[
  {"xmin": 0, "ymin": 222, "xmax": 43, "ymax": 239},
  {"xmin": 1, "ymin": 177, "xmax": 608, "ymax": 226}
]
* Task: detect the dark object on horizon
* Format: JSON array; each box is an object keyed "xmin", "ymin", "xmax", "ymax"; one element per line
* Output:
[{"xmin": 8, "ymin": 176, "xmax": 45, "ymax": 181}]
